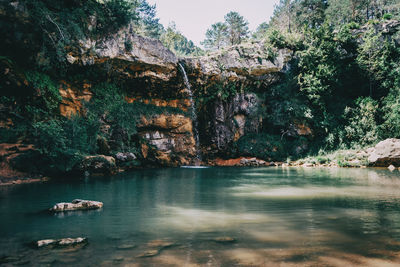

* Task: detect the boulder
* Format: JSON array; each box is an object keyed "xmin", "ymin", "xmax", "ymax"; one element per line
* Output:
[
  {"xmin": 115, "ymin": 152, "xmax": 136, "ymax": 162},
  {"xmin": 36, "ymin": 237, "xmax": 87, "ymax": 248},
  {"xmin": 239, "ymin": 157, "xmax": 268, "ymax": 167},
  {"xmin": 368, "ymin": 139, "xmax": 400, "ymax": 167},
  {"xmin": 50, "ymin": 199, "xmax": 103, "ymax": 212},
  {"xmin": 77, "ymin": 155, "xmax": 116, "ymax": 175}
]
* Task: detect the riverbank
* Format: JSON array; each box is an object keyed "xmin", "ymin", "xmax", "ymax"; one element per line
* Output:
[{"xmin": 2, "ymin": 138, "xmax": 400, "ymax": 186}]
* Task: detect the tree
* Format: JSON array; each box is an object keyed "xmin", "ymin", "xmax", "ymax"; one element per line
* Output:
[
  {"xmin": 160, "ymin": 22, "xmax": 204, "ymax": 56},
  {"xmin": 252, "ymin": 22, "xmax": 269, "ymax": 40},
  {"xmin": 295, "ymin": 0, "xmax": 328, "ymax": 28},
  {"xmin": 201, "ymin": 22, "xmax": 228, "ymax": 50},
  {"xmin": 269, "ymin": 0, "xmax": 295, "ymax": 32},
  {"xmin": 224, "ymin": 11, "xmax": 249, "ymax": 45},
  {"xmin": 136, "ymin": 0, "xmax": 164, "ymax": 39}
]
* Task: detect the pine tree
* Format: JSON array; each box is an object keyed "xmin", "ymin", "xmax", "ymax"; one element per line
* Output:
[
  {"xmin": 224, "ymin": 11, "xmax": 249, "ymax": 45},
  {"xmin": 252, "ymin": 22, "xmax": 269, "ymax": 39},
  {"xmin": 136, "ymin": 0, "xmax": 164, "ymax": 39},
  {"xmin": 201, "ymin": 22, "xmax": 228, "ymax": 50}
]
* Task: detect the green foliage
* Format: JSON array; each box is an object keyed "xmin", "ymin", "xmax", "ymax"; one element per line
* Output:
[
  {"xmin": 31, "ymin": 118, "xmax": 88, "ymax": 174},
  {"xmin": 268, "ymin": 30, "xmax": 287, "ymax": 48},
  {"xmin": 296, "ymin": 24, "xmax": 339, "ymax": 109},
  {"xmin": 383, "ymin": 13, "xmax": 393, "ymax": 20},
  {"xmin": 343, "ymin": 97, "xmax": 379, "ymax": 147},
  {"xmin": 17, "ymin": 79, "xmax": 185, "ymax": 174},
  {"xmin": 201, "ymin": 22, "xmax": 228, "ymax": 50},
  {"xmin": 235, "ymin": 134, "xmax": 286, "ymax": 160},
  {"xmin": 202, "ymin": 11, "xmax": 249, "ymax": 50},
  {"xmin": 161, "ymin": 23, "xmax": 204, "ymax": 57},
  {"xmin": 199, "ymin": 82, "xmax": 240, "ymax": 103},
  {"xmin": 16, "ymin": 0, "xmax": 139, "ymax": 71},
  {"xmin": 252, "ymin": 22, "xmax": 269, "ymax": 40},
  {"xmin": 224, "ymin": 11, "xmax": 249, "ymax": 46},
  {"xmin": 25, "ymin": 71, "xmax": 62, "ymax": 114},
  {"xmin": 135, "ymin": 0, "xmax": 164, "ymax": 39}
]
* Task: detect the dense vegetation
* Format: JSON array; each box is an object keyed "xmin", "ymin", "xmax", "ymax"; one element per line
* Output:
[
  {"xmin": 198, "ymin": 0, "xmax": 400, "ymax": 160},
  {"xmin": 1, "ymin": 0, "xmax": 400, "ymax": 174}
]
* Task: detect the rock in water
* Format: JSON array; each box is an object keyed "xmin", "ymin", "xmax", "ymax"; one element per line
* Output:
[
  {"xmin": 49, "ymin": 199, "xmax": 103, "ymax": 212},
  {"xmin": 388, "ymin": 165, "xmax": 396, "ymax": 171},
  {"xmin": 138, "ymin": 250, "xmax": 160, "ymax": 258},
  {"xmin": 368, "ymin": 139, "xmax": 400, "ymax": 167},
  {"xmin": 36, "ymin": 237, "xmax": 87, "ymax": 248}
]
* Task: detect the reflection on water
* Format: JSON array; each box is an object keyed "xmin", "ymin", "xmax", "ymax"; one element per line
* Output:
[{"xmin": 1, "ymin": 167, "xmax": 400, "ymax": 266}]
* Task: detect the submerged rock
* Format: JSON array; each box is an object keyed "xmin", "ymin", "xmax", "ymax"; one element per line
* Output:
[
  {"xmin": 138, "ymin": 249, "xmax": 160, "ymax": 258},
  {"xmin": 146, "ymin": 240, "xmax": 175, "ymax": 249},
  {"xmin": 49, "ymin": 199, "xmax": 103, "ymax": 212},
  {"xmin": 137, "ymin": 239, "xmax": 175, "ymax": 258},
  {"xmin": 36, "ymin": 237, "xmax": 87, "ymax": 248},
  {"xmin": 117, "ymin": 244, "xmax": 136, "ymax": 250},
  {"xmin": 213, "ymin": 237, "xmax": 236, "ymax": 243}
]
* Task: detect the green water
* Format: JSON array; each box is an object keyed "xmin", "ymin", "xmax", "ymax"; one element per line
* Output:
[{"xmin": 2, "ymin": 167, "xmax": 400, "ymax": 266}]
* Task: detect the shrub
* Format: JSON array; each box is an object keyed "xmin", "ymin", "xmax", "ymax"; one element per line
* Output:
[
  {"xmin": 235, "ymin": 133, "xmax": 286, "ymax": 160},
  {"xmin": 383, "ymin": 13, "xmax": 393, "ymax": 20},
  {"xmin": 343, "ymin": 97, "xmax": 379, "ymax": 148},
  {"xmin": 25, "ymin": 71, "xmax": 62, "ymax": 116}
]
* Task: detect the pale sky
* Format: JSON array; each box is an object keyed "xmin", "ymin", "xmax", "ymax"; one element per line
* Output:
[{"xmin": 147, "ymin": 0, "xmax": 280, "ymax": 47}]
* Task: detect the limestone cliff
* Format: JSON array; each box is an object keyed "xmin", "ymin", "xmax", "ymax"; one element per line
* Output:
[{"xmin": 0, "ymin": 1, "xmax": 293, "ymax": 175}]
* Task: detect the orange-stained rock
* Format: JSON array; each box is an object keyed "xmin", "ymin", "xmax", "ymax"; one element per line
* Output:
[
  {"xmin": 138, "ymin": 114, "xmax": 192, "ymax": 133},
  {"xmin": 212, "ymin": 157, "xmax": 270, "ymax": 167},
  {"xmin": 59, "ymin": 81, "xmax": 92, "ymax": 117},
  {"xmin": 137, "ymin": 113, "xmax": 196, "ymax": 166},
  {"xmin": 0, "ymin": 118, "xmax": 13, "ymax": 128},
  {"xmin": 295, "ymin": 123, "xmax": 313, "ymax": 136},
  {"xmin": 214, "ymin": 158, "xmax": 244, "ymax": 166},
  {"xmin": 125, "ymin": 96, "xmax": 191, "ymax": 111},
  {"xmin": 141, "ymin": 143, "xmax": 149, "ymax": 159}
]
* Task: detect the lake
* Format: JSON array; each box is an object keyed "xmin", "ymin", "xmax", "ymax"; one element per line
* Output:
[{"xmin": 1, "ymin": 167, "xmax": 400, "ymax": 266}]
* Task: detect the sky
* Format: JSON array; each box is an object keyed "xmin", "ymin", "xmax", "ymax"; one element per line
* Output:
[{"xmin": 147, "ymin": 0, "xmax": 281, "ymax": 47}]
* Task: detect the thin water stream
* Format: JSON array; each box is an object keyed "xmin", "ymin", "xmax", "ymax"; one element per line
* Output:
[{"xmin": 178, "ymin": 63, "xmax": 202, "ymax": 165}]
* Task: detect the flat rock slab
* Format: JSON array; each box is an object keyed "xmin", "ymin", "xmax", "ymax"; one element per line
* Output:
[
  {"xmin": 36, "ymin": 237, "xmax": 87, "ymax": 248},
  {"xmin": 49, "ymin": 199, "xmax": 103, "ymax": 212},
  {"xmin": 138, "ymin": 249, "xmax": 160, "ymax": 258},
  {"xmin": 146, "ymin": 240, "xmax": 175, "ymax": 249}
]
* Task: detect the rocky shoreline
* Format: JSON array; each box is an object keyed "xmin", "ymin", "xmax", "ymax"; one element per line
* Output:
[{"xmin": 2, "ymin": 138, "xmax": 400, "ymax": 186}]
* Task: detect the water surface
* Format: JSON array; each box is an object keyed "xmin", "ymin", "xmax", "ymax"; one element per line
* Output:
[{"xmin": 1, "ymin": 167, "xmax": 400, "ymax": 266}]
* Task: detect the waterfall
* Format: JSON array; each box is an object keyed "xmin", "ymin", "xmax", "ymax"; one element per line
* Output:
[{"xmin": 178, "ymin": 63, "xmax": 202, "ymax": 165}]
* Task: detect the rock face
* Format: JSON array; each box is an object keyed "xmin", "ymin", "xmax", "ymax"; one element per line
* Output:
[
  {"xmin": 138, "ymin": 114, "xmax": 196, "ymax": 166},
  {"xmin": 353, "ymin": 20, "xmax": 400, "ymax": 46},
  {"xmin": 200, "ymin": 93, "xmax": 262, "ymax": 153},
  {"xmin": 59, "ymin": 81, "xmax": 93, "ymax": 117},
  {"xmin": 50, "ymin": 199, "xmax": 103, "ymax": 212},
  {"xmin": 183, "ymin": 43, "xmax": 292, "ymax": 86},
  {"xmin": 1, "ymin": 2, "xmax": 294, "ymax": 170},
  {"xmin": 368, "ymin": 139, "xmax": 400, "ymax": 167},
  {"xmin": 68, "ymin": 26, "xmax": 179, "ymax": 88},
  {"xmin": 36, "ymin": 237, "xmax": 87, "ymax": 248}
]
